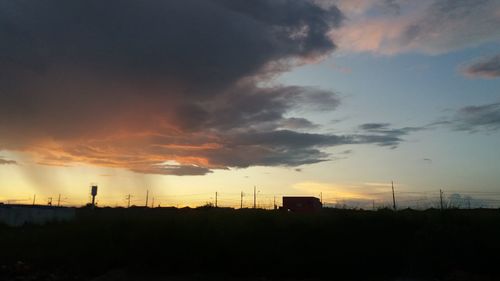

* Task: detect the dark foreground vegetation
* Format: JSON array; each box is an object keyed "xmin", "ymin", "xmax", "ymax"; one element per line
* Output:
[{"xmin": 1, "ymin": 207, "xmax": 500, "ymax": 281}]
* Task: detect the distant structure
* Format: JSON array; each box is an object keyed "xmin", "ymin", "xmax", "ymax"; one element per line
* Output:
[
  {"xmin": 0, "ymin": 204, "xmax": 75, "ymax": 227},
  {"xmin": 282, "ymin": 196, "xmax": 322, "ymax": 212},
  {"xmin": 90, "ymin": 185, "xmax": 98, "ymax": 208}
]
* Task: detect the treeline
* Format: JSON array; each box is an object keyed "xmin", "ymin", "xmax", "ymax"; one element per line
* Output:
[{"xmin": 1, "ymin": 207, "xmax": 499, "ymax": 281}]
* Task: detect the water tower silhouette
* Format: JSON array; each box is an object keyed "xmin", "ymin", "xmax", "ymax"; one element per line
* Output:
[{"xmin": 90, "ymin": 185, "xmax": 98, "ymax": 209}]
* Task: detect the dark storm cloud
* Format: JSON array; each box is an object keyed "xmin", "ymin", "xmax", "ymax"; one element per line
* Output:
[
  {"xmin": 450, "ymin": 103, "xmax": 500, "ymax": 132},
  {"xmin": 463, "ymin": 54, "xmax": 500, "ymax": 78},
  {"xmin": 0, "ymin": 0, "xmax": 347, "ymax": 175},
  {"xmin": 0, "ymin": 0, "xmax": 342, "ymax": 134},
  {"xmin": 0, "ymin": 0, "xmax": 341, "ymax": 87},
  {"xmin": 0, "ymin": 0, "xmax": 413, "ymax": 176},
  {"xmin": 203, "ymin": 85, "xmax": 341, "ymax": 132}
]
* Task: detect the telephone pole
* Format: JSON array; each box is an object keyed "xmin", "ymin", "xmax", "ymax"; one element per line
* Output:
[
  {"xmin": 151, "ymin": 197, "xmax": 155, "ymax": 208},
  {"xmin": 240, "ymin": 191, "xmax": 244, "ymax": 209},
  {"xmin": 145, "ymin": 190, "xmax": 149, "ymax": 207},
  {"xmin": 253, "ymin": 186, "xmax": 256, "ymax": 209},
  {"xmin": 320, "ymin": 192, "xmax": 323, "ymax": 204},
  {"xmin": 440, "ymin": 189, "xmax": 444, "ymax": 211},
  {"xmin": 215, "ymin": 192, "xmax": 218, "ymax": 208},
  {"xmin": 32, "ymin": 194, "xmax": 36, "ymax": 206},
  {"xmin": 126, "ymin": 194, "xmax": 132, "ymax": 208},
  {"xmin": 392, "ymin": 181, "xmax": 397, "ymax": 211},
  {"xmin": 57, "ymin": 194, "xmax": 61, "ymax": 207}
]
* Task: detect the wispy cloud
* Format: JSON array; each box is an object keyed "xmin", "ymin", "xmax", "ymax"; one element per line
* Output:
[
  {"xmin": 424, "ymin": 102, "xmax": 500, "ymax": 133},
  {"xmin": 0, "ymin": 157, "xmax": 17, "ymax": 165},
  {"xmin": 422, "ymin": 158, "xmax": 433, "ymax": 164},
  {"xmin": 450, "ymin": 102, "xmax": 500, "ymax": 132},
  {"xmin": 332, "ymin": 0, "xmax": 500, "ymax": 55},
  {"xmin": 357, "ymin": 123, "xmax": 426, "ymax": 148},
  {"xmin": 462, "ymin": 54, "xmax": 500, "ymax": 78}
]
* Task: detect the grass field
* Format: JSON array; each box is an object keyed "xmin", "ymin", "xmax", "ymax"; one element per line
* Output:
[{"xmin": 1, "ymin": 207, "xmax": 499, "ymax": 281}]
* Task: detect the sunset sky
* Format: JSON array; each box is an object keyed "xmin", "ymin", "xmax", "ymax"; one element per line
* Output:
[{"xmin": 1, "ymin": 0, "xmax": 499, "ymax": 208}]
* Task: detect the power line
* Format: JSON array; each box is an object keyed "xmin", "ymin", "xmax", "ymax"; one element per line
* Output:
[{"xmin": 5, "ymin": 185, "xmax": 500, "ymax": 209}]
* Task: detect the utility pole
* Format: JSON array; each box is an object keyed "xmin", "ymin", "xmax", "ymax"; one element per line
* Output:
[
  {"xmin": 32, "ymin": 194, "xmax": 36, "ymax": 206},
  {"xmin": 240, "ymin": 191, "xmax": 243, "ymax": 209},
  {"xmin": 392, "ymin": 181, "xmax": 397, "ymax": 211},
  {"xmin": 215, "ymin": 192, "xmax": 218, "ymax": 208},
  {"xmin": 320, "ymin": 192, "xmax": 323, "ymax": 205},
  {"xmin": 145, "ymin": 190, "xmax": 149, "ymax": 207},
  {"xmin": 57, "ymin": 194, "xmax": 61, "ymax": 207},
  {"xmin": 253, "ymin": 186, "xmax": 256, "ymax": 209},
  {"xmin": 440, "ymin": 189, "xmax": 444, "ymax": 211},
  {"xmin": 151, "ymin": 197, "xmax": 155, "ymax": 208},
  {"xmin": 126, "ymin": 194, "xmax": 132, "ymax": 208},
  {"xmin": 274, "ymin": 195, "xmax": 276, "ymax": 210}
]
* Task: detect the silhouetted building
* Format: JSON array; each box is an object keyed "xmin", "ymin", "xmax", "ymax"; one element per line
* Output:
[
  {"xmin": 0, "ymin": 204, "xmax": 75, "ymax": 227},
  {"xmin": 282, "ymin": 196, "xmax": 322, "ymax": 212}
]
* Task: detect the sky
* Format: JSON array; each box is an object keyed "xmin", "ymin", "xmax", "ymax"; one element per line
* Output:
[{"xmin": 0, "ymin": 0, "xmax": 499, "ymax": 208}]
